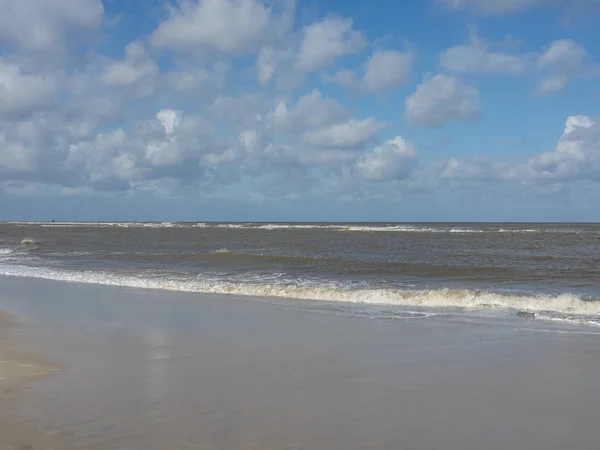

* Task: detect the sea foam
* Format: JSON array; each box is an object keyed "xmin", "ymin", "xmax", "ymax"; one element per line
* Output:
[
  {"xmin": 7, "ymin": 221, "xmax": 554, "ymax": 233},
  {"xmin": 0, "ymin": 263, "xmax": 598, "ymax": 322}
]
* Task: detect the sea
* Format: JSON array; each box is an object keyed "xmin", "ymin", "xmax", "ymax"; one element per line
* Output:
[{"xmin": 1, "ymin": 221, "xmax": 600, "ymax": 327}]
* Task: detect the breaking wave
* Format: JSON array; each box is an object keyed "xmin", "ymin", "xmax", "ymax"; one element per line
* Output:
[
  {"xmin": 530, "ymin": 313, "xmax": 600, "ymax": 327},
  {"xmin": 4, "ymin": 221, "xmax": 556, "ymax": 234},
  {"xmin": 0, "ymin": 263, "xmax": 599, "ymax": 320}
]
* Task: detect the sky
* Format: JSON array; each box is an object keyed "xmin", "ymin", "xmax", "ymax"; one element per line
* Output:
[{"xmin": 0, "ymin": 0, "xmax": 599, "ymax": 222}]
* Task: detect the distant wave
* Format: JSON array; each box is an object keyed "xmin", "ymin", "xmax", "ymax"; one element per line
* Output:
[
  {"xmin": 0, "ymin": 263, "xmax": 599, "ymax": 324},
  {"xmin": 4, "ymin": 221, "xmax": 561, "ymax": 234},
  {"xmin": 5, "ymin": 221, "xmax": 179, "ymax": 229}
]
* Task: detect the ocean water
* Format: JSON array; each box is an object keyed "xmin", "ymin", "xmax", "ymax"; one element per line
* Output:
[{"xmin": 1, "ymin": 221, "xmax": 600, "ymax": 326}]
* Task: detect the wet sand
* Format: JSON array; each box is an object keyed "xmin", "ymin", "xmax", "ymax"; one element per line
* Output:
[
  {"xmin": 0, "ymin": 310, "xmax": 72, "ymax": 450},
  {"xmin": 1, "ymin": 275, "xmax": 600, "ymax": 449}
]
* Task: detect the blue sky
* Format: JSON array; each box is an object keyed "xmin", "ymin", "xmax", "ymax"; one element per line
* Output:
[{"xmin": 1, "ymin": 0, "xmax": 599, "ymax": 221}]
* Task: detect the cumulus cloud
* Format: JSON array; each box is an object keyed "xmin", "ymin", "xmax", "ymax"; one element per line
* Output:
[
  {"xmin": 507, "ymin": 116, "xmax": 600, "ymax": 183},
  {"xmin": 0, "ymin": 58, "xmax": 61, "ymax": 118},
  {"xmin": 295, "ymin": 17, "xmax": 366, "ymax": 72},
  {"xmin": 2, "ymin": 0, "xmax": 597, "ymax": 209},
  {"xmin": 536, "ymin": 40, "xmax": 590, "ymax": 94},
  {"xmin": 440, "ymin": 33, "xmax": 528, "ymax": 75},
  {"xmin": 326, "ymin": 49, "xmax": 414, "ymax": 92},
  {"xmin": 405, "ymin": 74, "xmax": 482, "ymax": 128},
  {"xmin": 440, "ymin": 116, "xmax": 600, "ymax": 187},
  {"xmin": 356, "ymin": 137, "xmax": 418, "ymax": 181},
  {"xmin": 440, "ymin": 33, "xmax": 597, "ymax": 95},
  {"xmin": 151, "ymin": 0, "xmax": 291, "ymax": 55},
  {"xmin": 255, "ymin": 16, "xmax": 366, "ymax": 88},
  {"xmin": 268, "ymin": 90, "xmax": 349, "ymax": 131},
  {"xmin": 157, "ymin": 109, "xmax": 182, "ymax": 136},
  {"xmin": 440, "ymin": 157, "xmax": 496, "ymax": 180},
  {"xmin": 101, "ymin": 42, "xmax": 158, "ymax": 97},
  {"xmin": 304, "ymin": 118, "xmax": 388, "ymax": 149},
  {"xmin": 0, "ymin": 0, "xmax": 104, "ymax": 53},
  {"xmin": 63, "ymin": 111, "xmax": 216, "ymax": 190},
  {"xmin": 0, "ymin": 116, "xmax": 70, "ymax": 179}
]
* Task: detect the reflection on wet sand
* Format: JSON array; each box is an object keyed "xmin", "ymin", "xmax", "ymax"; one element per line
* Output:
[{"xmin": 2, "ymin": 277, "xmax": 600, "ymax": 449}]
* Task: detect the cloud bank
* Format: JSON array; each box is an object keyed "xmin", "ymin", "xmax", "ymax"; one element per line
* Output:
[{"xmin": 0, "ymin": 0, "xmax": 599, "ymax": 218}]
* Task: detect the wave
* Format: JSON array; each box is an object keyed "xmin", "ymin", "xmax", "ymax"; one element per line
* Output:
[
  {"xmin": 0, "ymin": 263, "xmax": 599, "ymax": 321},
  {"xmin": 193, "ymin": 223, "xmax": 548, "ymax": 234},
  {"xmin": 6, "ymin": 221, "xmax": 596, "ymax": 234},
  {"xmin": 531, "ymin": 313, "xmax": 600, "ymax": 327}
]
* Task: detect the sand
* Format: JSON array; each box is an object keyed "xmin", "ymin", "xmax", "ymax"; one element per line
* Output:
[
  {"xmin": 0, "ymin": 310, "xmax": 74, "ymax": 450},
  {"xmin": 1, "ymin": 275, "xmax": 600, "ymax": 449}
]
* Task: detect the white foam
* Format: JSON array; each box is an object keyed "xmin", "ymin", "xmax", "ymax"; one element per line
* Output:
[
  {"xmin": 449, "ymin": 228, "xmax": 484, "ymax": 233},
  {"xmin": 46, "ymin": 251, "xmax": 93, "ymax": 257},
  {"xmin": 30, "ymin": 222, "xmax": 183, "ymax": 229},
  {"xmin": 6, "ymin": 222, "xmax": 577, "ymax": 234},
  {"xmin": 0, "ymin": 263, "xmax": 598, "ymax": 319},
  {"xmin": 0, "ymin": 249, "xmax": 13, "ymax": 256},
  {"xmin": 532, "ymin": 313, "xmax": 600, "ymax": 327}
]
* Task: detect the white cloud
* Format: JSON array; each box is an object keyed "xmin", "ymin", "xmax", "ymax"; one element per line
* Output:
[
  {"xmin": 65, "ymin": 128, "xmax": 142, "ymax": 190},
  {"xmin": 327, "ymin": 49, "xmax": 414, "ymax": 92},
  {"xmin": 537, "ymin": 75, "xmax": 568, "ymax": 95},
  {"xmin": 536, "ymin": 40, "xmax": 589, "ymax": 94},
  {"xmin": 304, "ymin": 118, "xmax": 388, "ymax": 149},
  {"xmin": 151, "ymin": 0, "xmax": 291, "ymax": 55},
  {"xmin": 0, "ymin": 0, "xmax": 104, "ymax": 53},
  {"xmin": 256, "ymin": 47, "xmax": 281, "ymax": 85},
  {"xmin": 437, "ymin": 0, "xmax": 600, "ymax": 15},
  {"xmin": 166, "ymin": 70, "xmax": 211, "ymax": 92},
  {"xmin": 166, "ymin": 63, "xmax": 229, "ymax": 95},
  {"xmin": 440, "ymin": 34, "xmax": 596, "ymax": 94},
  {"xmin": 295, "ymin": 17, "xmax": 366, "ymax": 72},
  {"xmin": 538, "ymin": 40, "xmax": 587, "ymax": 72},
  {"xmin": 63, "ymin": 110, "xmax": 216, "ymax": 190},
  {"xmin": 0, "ymin": 116, "xmax": 69, "ymax": 178},
  {"xmin": 437, "ymin": 0, "xmax": 541, "ymax": 15},
  {"xmin": 440, "ymin": 157, "xmax": 494, "ymax": 180},
  {"xmin": 0, "ymin": 126, "xmax": 40, "ymax": 173},
  {"xmin": 405, "ymin": 74, "xmax": 482, "ymax": 128},
  {"xmin": 439, "ymin": 116, "xmax": 600, "ymax": 186},
  {"xmin": 356, "ymin": 137, "xmax": 418, "ymax": 181},
  {"xmin": 440, "ymin": 34, "xmax": 528, "ymax": 75},
  {"xmin": 507, "ymin": 115, "xmax": 600, "ymax": 184},
  {"xmin": 0, "ymin": 58, "xmax": 60, "ymax": 118},
  {"xmin": 254, "ymin": 15, "xmax": 367, "ymax": 87},
  {"xmin": 101, "ymin": 42, "xmax": 158, "ymax": 95},
  {"xmin": 268, "ymin": 90, "xmax": 349, "ymax": 131},
  {"xmin": 4, "ymin": 0, "xmax": 598, "ymax": 207},
  {"xmin": 157, "ymin": 109, "xmax": 182, "ymax": 136}
]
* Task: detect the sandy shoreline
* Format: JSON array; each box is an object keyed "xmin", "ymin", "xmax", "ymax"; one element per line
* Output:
[
  {"xmin": 0, "ymin": 309, "xmax": 74, "ymax": 450},
  {"xmin": 1, "ymin": 275, "xmax": 600, "ymax": 449},
  {"xmin": 0, "ymin": 311, "xmax": 60, "ymax": 385}
]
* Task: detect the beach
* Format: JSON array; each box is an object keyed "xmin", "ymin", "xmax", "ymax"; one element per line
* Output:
[
  {"xmin": 0, "ymin": 307, "xmax": 71, "ymax": 449},
  {"xmin": 1, "ymin": 275, "xmax": 600, "ymax": 449}
]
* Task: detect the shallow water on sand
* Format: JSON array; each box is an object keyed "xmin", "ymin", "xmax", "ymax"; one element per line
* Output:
[{"xmin": 2, "ymin": 277, "xmax": 600, "ymax": 450}]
